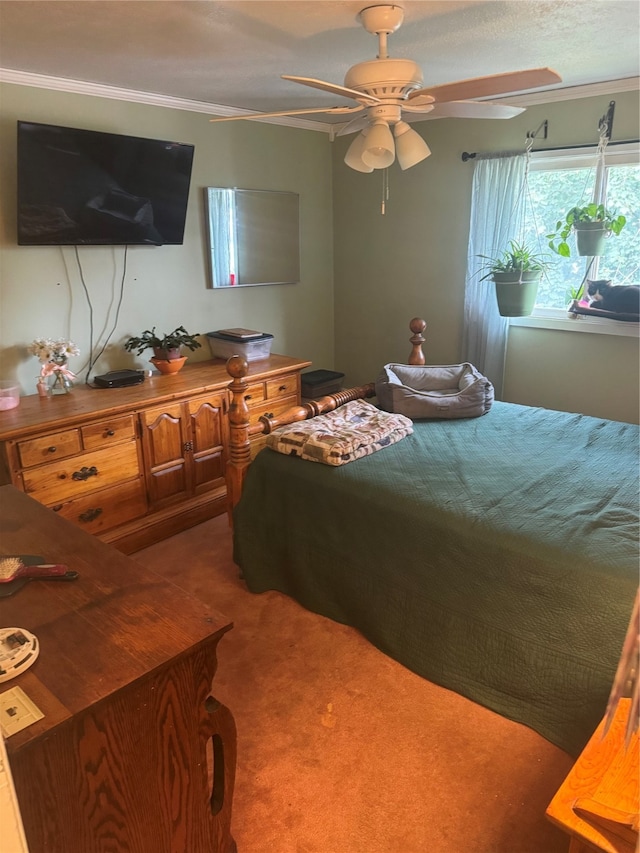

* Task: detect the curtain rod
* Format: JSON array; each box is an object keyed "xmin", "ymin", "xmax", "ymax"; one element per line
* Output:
[{"xmin": 461, "ymin": 138, "xmax": 640, "ymax": 162}]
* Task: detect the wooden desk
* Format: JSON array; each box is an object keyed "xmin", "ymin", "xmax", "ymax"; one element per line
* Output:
[
  {"xmin": 546, "ymin": 699, "xmax": 639, "ymax": 853},
  {"xmin": 0, "ymin": 485, "xmax": 236, "ymax": 853}
]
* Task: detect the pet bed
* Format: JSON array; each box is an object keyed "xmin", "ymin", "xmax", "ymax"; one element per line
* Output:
[
  {"xmin": 375, "ymin": 362, "xmax": 494, "ymax": 419},
  {"xmin": 568, "ymin": 301, "xmax": 640, "ymax": 323}
]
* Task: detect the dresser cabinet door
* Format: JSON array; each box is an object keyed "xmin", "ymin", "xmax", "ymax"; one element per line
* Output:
[
  {"xmin": 188, "ymin": 393, "xmax": 227, "ymax": 496},
  {"xmin": 141, "ymin": 403, "xmax": 190, "ymax": 508},
  {"xmin": 141, "ymin": 395, "xmax": 227, "ymax": 508}
]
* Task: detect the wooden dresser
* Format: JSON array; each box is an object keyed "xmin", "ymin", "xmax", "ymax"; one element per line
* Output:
[
  {"xmin": 546, "ymin": 698, "xmax": 639, "ymax": 853},
  {"xmin": 0, "ymin": 485, "xmax": 237, "ymax": 853},
  {"xmin": 0, "ymin": 355, "xmax": 310, "ymax": 552}
]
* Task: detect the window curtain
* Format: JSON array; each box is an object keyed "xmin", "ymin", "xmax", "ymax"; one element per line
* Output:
[
  {"xmin": 462, "ymin": 153, "xmax": 527, "ymax": 398},
  {"xmin": 206, "ymin": 188, "xmax": 237, "ymax": 287}
]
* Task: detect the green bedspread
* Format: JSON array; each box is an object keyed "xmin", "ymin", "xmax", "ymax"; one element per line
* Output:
[{"xmin": 233, "ymin": 402, "xmax": 639, "ymax": 756}]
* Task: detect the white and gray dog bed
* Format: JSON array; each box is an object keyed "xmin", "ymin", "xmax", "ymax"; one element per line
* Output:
[{"xmin": 375, "ymin": 363, "xmax": 494, "ymax": 419}]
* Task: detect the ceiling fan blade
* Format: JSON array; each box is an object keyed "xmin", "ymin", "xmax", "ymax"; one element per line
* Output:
[
  {"xmin": 405, "ymin": 100, "xmax": 526, "ymax": 119},
  {"xmin": 335, "ymin": 115, "xmax": 369, "ymax": 137},
  {"xmin": 399, "ymin": 103, "xmax": 435, "ymax": 115},
  {"xmin": 209, "ymin": 105, "xmax": 365, "ymax": 123},
  {"xmin": 409, "ymin": 67, "xmax": 562, "ymax": 104},
  {"xmin": 282, "ymin": 75, "xmax": 381, "ymax": 105}
]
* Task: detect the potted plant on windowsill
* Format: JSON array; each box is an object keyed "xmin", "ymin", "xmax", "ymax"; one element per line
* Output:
[
  {"xmin": 124, "ymin": 326, "xmax": 202, "ymax": 374},
  {"xmin": 547, "ymin": 203, "xmax": 626, "ymax": 258},
  {"xmin": 479, "ymin": 240, "xmax": 552, "ymax": 317}
]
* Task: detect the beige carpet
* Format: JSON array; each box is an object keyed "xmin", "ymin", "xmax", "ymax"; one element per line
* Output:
[{"xmin": 136, "ymin": 515, "xmax": 575, "ymax": 853}]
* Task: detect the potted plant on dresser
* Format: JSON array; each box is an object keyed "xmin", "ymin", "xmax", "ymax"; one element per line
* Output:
[
  {"xmin": 479, "ymin": 240, "xmax": 551, "ymax": 317},
  {"xmin": 124, "ymin": 326, "xmax": 202, "ymax": 374},
  {"xmin": 547, "ymin": 203, "xmax": 627, "ymax": 258}
]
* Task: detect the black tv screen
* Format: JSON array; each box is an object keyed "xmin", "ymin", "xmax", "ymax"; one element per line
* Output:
[{"xmin": 17, "ymin": 121, "xmax": 195, "ymax": 246}]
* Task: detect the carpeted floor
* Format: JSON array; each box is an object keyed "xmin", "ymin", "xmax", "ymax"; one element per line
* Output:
[{"xmin": 136, "ymin": 515, "xmax": 575, "ymax": 853}]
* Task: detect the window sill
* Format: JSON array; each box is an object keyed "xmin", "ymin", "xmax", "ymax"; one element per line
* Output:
[{"xmin": 510, "ymin": 310, "xmax": 639, "ymax": 337}]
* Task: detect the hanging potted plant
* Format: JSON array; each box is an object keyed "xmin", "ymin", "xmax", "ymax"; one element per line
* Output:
[
  {"xmin": 479, "ymin": 241, "xmax": 552, "ymax": 317},
  {"xmin": 124, "ymin": 326, "xmax": 201, "ymax": 374},
  {"xmin": 547, "ymin": 203, "xmax": 626, "ymax": 258}
]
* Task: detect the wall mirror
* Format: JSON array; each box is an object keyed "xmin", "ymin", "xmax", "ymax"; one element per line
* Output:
[{"xmin": 205, "ymin": 188, "xmax": 300, "ymax": 287}]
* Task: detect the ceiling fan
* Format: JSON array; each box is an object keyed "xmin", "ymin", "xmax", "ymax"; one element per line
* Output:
[{"xmin": 209, "ymin": 4, "xmax": 562, "ymax": 173}]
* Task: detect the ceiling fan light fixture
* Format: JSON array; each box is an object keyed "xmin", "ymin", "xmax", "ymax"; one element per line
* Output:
[
  {"xmin": 344, "ymin": 130, "xmax": 374, "ymax": 172},
  {"xmin": 394, "ymin": 121, "xmax": 431, "ymax": 170},
  {"xmin": 361, "ymin": 119, "xmax": 395, "ymax": 169}
]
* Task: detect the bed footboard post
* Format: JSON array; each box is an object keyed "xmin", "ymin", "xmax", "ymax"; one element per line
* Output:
[
  {"xmin": 226, "ymin": 355, "xmax": 253, "ymax": 518},
  {"xmin": 409, "ymin": 317, "xmax": 426, "ymax": 365}
]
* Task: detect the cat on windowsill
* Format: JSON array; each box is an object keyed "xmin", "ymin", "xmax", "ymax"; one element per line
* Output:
[{"xmin": 587, "ymin": 280, "xmax": 640, "ymax": 314}]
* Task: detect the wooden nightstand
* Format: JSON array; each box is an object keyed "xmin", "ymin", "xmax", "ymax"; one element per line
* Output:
[{"xmin": 546, "ymin": 698, "xmax": 639, "ymax": 853}]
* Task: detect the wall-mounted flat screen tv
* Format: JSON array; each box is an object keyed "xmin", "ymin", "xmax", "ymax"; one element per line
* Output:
[{"xmin": 17, "ymin": 121, "xmax": 195, "ymax": 246}]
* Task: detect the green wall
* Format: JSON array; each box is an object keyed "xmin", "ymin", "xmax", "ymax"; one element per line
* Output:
[
  {"xmin": 1, "ymin": 81, "xmax": 638, "ymax": 423},
  {"xmin": 332, "ymin": 89, "xmax": 639, "ymax": 423},
  {"xmin": 0, "ymin": 82, "xmax": 334, "ymax": 393}
]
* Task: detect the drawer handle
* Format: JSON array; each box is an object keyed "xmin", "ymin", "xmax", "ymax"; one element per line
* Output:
[
  {"xmin": 72, "ymin": 465, "xmax": 98, "ymax": 481},
  {"xmin": 52, "ymin": 504, "xmax": 63, "ymax": 512},
  {"xmin": 244, "ymin": 394, "xmax": 253, "ymax": 401},
  {"xmin": 79, "ymin": 507, "xmax": 103, "ymax": 522},
  {"xmin": 106, "ymin": 429, "xmax": 115, "ymax": 437},
  {"xmin": 278, "ymin": 385, "xmax": 287, "ymax": 392},
  {"xmin": 48, "ymin": 446, "xmax": 57, "ymax": 453},
  {"xmin": 204, "ymin": 696, "xmax": 225, "ymax": 817},
  {"xmin": 265, "ymin": 412, "xmax": 274, "ymax": 419}
]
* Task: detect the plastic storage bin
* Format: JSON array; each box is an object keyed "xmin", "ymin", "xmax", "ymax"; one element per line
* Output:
[
  {"xmin": 0, "ymin": 381, "xmax": 20, "ymax": 410},
  {"xmin": 301, "ymin": 369, "xmax": 345, "ymax": 399},
  {"xmin": 207, "ymin": 331, "xmax": 274, "ymax": 362}
]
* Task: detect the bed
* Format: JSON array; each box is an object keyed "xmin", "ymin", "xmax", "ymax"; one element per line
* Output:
[{"xmin": 224, "ymin": 320, "xmax": 639, "ymax": 757}]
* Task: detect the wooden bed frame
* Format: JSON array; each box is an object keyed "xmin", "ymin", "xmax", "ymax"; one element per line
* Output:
[{"xmin": 225, "ymin": 317, "xmax": 427, "ymax": 510}]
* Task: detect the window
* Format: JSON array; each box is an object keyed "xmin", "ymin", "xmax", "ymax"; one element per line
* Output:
[{"xmin": 521, "ymin": 143, "xmax": 639, "ymax": 312}]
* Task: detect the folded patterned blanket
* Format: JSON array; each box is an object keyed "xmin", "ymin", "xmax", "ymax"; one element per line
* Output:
[{"xmin": 265, "ymin": 400, "xmax": 413, "ymax": 466}]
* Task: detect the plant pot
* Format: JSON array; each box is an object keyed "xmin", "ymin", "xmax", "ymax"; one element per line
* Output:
[
  {"xmin": 153, "ymin": 346, "xmax": 182, "ymax": 361},
  {"xmin": 574, "ymin": 222, "xmax": 608, "ymax": 257},
  {"xmin": 492, "ymin": 271, "xmax": 541, "ymax": 317},
  {"xmin": 150, "ymin": 356, "xmax": 187, "ymax": 375}
]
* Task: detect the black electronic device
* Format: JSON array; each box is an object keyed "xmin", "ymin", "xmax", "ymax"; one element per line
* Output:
[
  {"xmin": 17, "ymin": 121, "xmax": 195, "ymax": 246},
  {"xmin": 94, "ymin": 370, "xmax": 145, "ymax": 388}
]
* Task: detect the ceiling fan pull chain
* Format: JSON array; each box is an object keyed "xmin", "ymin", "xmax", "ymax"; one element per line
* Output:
[{"xmin": 381, "ymin": 168, "xmax": 390, "ymax": 215}]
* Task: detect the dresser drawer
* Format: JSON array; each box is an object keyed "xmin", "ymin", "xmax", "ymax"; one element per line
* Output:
[
  {"xmin": 50, "ymin": 478, "xmax": 147, "ymax": 535},
  {"xmin": 81, "ymin": 415, "xmax": 136, "ymax": 450},
  {"xmin": 266, "ymin": 374, "xmax": 298, "ymax": 400},
  {"xmin": 248, "ymin": 395, "xmax": 299, "ymax": 426},
  {"xmin": 22, "ymin": 442, "xmax": 140, "ymax": 504},
  {"xmin": 17, "ymin": 429, "xmax": 82, "ymax": 468},
  {"xmin": 241, "ymin": 382, "xmax": 266, "ymax": 406}
]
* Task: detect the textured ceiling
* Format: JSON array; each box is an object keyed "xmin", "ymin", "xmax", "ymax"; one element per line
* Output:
[{"xmin": 1, "ymin": 0, "xmax": 639, "ymax": 123}]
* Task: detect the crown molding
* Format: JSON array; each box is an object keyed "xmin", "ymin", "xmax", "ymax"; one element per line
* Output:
[
  {"xmin": 1, "ymin": 67, "xmax": 638, "ymax": 132},
  {"xmin": 498, "ymin": 76, "xmax": 639, "ymax": 106},
  {"xmin": 0, "ymin": 68, "xmax": 333, "ymax": 133}
]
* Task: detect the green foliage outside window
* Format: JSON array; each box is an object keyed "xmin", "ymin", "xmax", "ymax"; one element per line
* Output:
[{"xmin": 522, "ymin": 162, "xmax": 639, "ymax": 309}]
